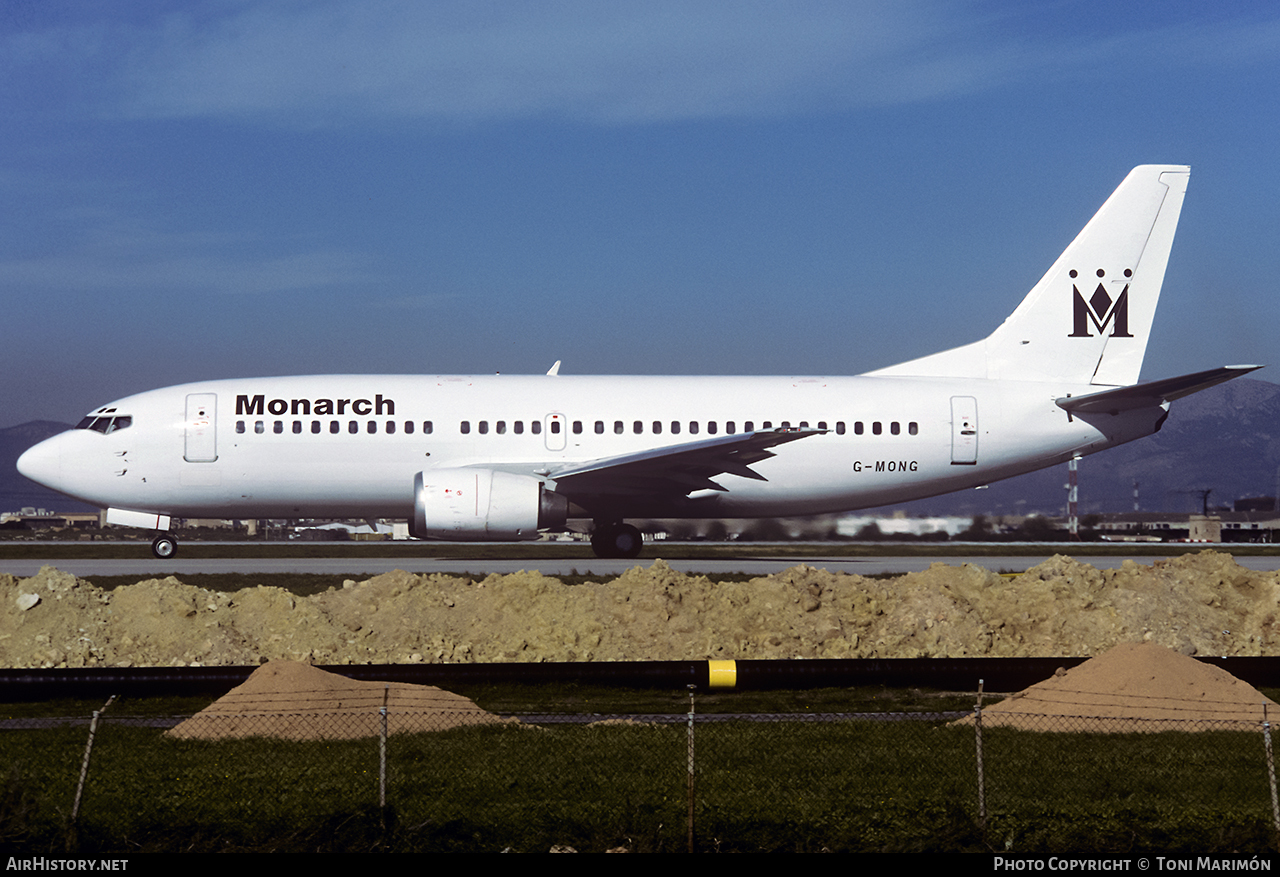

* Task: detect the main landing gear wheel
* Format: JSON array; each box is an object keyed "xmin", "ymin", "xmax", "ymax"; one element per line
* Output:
[
  {"xmin": 590, "ymin": 522, "xmax": 643, "ymax": 559},
  {"xmin": 151, "ymin": 533, "xmax": 178, "ymax": 560}
]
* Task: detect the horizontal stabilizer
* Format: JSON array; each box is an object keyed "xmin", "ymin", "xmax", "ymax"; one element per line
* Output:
[{"xmin": 1055, "ymin": 365, "xmax": 1262, "ymax": 415}]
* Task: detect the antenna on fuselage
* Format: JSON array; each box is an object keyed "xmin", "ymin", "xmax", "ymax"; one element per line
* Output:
[{"xmin": 547, "ymin": 360, "xmax": 561, "ymax": 376}]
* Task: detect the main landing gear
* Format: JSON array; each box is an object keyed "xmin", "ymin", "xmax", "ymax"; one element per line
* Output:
[
  {"xmin": 151, "ymin": 533, "xmax": 178, "ymax": 559},
  {"xmin": 590, "ymin": 522, "xmax": 643, "ymax": 559}
]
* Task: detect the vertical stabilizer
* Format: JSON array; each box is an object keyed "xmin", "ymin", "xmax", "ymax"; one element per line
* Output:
[{"xmin": 869, "ymin": 165, "xmax": 1189, "ymax": 386}]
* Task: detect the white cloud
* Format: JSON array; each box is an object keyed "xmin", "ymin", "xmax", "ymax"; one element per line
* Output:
[
  {"xmin": 0, "ymin": 227, "xmax": 376, "ymax": 296},
  {"xmin": 6, "ymin": 2, "xmax": 1024, "ymax": 125},
  {"xmin": 6, "ymin": 2, "xmax": 1280, "ymax": 126}
]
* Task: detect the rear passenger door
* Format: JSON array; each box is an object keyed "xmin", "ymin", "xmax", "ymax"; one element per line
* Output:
[{"xmin": 950, "ymin": 396, "xmax": 977, "ymax": 465}]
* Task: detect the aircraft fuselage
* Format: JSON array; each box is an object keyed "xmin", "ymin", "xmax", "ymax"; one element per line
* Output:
[
  {"xmin": 18, "ymin": 372, "xmax": 1164, "ymax": 522},
  {"xmin": 16, "ymin": 165, "xmax": 1252, "ymax": 560}
]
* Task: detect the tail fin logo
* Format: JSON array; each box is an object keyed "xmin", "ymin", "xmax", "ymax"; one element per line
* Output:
[{"xmin": 1069, "ymin": 268, "xmax": 1133, "ymax": 338}]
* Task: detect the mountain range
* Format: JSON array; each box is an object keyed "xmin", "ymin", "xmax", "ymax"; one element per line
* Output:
[{"xmin": 876, "ymin": 377, "xmax": 1280, "ymax": 518}]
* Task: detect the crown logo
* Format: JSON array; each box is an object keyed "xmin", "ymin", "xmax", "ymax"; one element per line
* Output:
[{"xmin": 1069, "ymin": 268, "xmax": 1132, "ymax": 338}]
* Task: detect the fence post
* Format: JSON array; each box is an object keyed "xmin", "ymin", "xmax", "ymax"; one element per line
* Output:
[
  {"xmin": 71, "ymin": 695, "xmax": 115, "ymax": 824},
  {"xmin": 686, "ymin": 684, "xmax": 696, "ymax": 854},
  {"xmin": 1263, "ymin": 702, "xmax": 1279, "ymax": 850},
  {"xmin": 975, "ymin": 679, "xmax": 986, "ymax": 834},
  {"xmin": 380, "ymin": 685, "xmax": 389, "ymax": 818}
]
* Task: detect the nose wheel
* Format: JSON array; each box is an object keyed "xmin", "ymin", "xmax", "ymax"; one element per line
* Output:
[{"xmin": 151, "ymin": 533, "xmax": 178, "ymax": 559}]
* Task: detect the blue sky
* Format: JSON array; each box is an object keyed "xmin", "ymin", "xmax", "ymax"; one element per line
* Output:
[{"xmin": 4, "ymin": 1, "xmax": 1280, "ymax": 425}]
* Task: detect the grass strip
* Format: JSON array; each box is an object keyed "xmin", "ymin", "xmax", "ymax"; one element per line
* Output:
[{"xmin": 3, "ymin": 716, "xmax": 1276, "ymax": 853}]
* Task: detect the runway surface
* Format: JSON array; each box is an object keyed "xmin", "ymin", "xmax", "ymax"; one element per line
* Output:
[{"xmin": 6, "ymin": 553, "xmax": 1280, "ymax": 579}]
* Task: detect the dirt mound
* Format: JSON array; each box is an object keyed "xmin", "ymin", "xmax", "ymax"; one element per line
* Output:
[
  {"xmin": 957, "ymin": 641, "xmax": 1280, "ymax": 732},
  {"xmin": 3, "ymin": 551, "xmax": 1280, "ymax": 667},
  {"xmin": 166, "ymin": 660, "xmax": 506, "ymax": 740}
]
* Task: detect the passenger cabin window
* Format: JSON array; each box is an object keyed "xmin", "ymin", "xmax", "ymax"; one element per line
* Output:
[
  {"xmin": 595, "ymin": 421, "xmax": 604, "ymax": 434},
  {"xmin": 614, "ymin": 421, "xmax": 623, "ymax": 435},
  {"xmin": 460, "ymin": 421, "xmax": 470, "ymax": 434}
]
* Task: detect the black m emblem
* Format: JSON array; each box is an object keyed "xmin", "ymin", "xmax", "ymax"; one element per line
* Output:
[{"xmin": 1069, "ymin": 274, "xmax": 1132, "ymax": 338}]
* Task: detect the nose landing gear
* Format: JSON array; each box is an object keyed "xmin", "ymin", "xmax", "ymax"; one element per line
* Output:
[{"xmin": 151, "ymin": 533, "xmax": 178, "ymax": 559}]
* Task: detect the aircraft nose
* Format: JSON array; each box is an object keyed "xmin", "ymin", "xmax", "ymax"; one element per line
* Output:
[{"xmin": 16, "ymin": 435, "xmax": 63, "ymax": 489}]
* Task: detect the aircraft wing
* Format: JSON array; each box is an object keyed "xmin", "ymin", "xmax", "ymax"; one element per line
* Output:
[
  {"xmin": 1056, "ymin": 365, "xmax": 1262, "ymax": 415},
  {"xmin": 548, "ymin": 429, "xmax": 824, "ymax": 498}
]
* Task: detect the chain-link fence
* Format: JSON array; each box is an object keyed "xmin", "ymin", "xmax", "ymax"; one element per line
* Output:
[{"xmin": 4, "ymin": 694, "xmax": 1279, "ymax": 852}]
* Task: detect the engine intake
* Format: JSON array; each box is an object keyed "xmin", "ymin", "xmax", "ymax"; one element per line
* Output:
[{"xmin": 410, "ymin": 469, "xmax": 567, "ymax": 541}]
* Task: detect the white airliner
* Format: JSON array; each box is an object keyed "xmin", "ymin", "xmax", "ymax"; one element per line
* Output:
[{"xmin": 17, "ymin": 165, "xmax": 1258, "ymax": 559}]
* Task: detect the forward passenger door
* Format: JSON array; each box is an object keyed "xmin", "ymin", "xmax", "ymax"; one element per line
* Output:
[{"xmin": 184, "ymin": 394, "xmax": 218, "ymax": 463}]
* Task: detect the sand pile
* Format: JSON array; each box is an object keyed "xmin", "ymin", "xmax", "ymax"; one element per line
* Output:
[
  {"xmin": 3, "ymin": 550, "xmax": 1280, "ymax": 666},
  {"xmin": 959, "ymin": 642, "xmax": 1280, "ymax": 732},
  {"xmin": 166, "ymin": 660, "xmax": 507, "ymax": 740}
]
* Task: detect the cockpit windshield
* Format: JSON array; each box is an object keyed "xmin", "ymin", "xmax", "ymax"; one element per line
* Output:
[{"xmin": 74, "ymin": 414, "xmax": 132, "ymax": 434}]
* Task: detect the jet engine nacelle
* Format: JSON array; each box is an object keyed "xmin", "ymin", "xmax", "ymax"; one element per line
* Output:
[{"xmin": 410, "ymin": 468, "xmax": 568, "ymax": 541}]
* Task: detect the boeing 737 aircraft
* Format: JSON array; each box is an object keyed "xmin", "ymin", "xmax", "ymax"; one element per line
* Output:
[{"xmin": 17, "ymin": 165, "xmax": 1259, "ymax": 559}]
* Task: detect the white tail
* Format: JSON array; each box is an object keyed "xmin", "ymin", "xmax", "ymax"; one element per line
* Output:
[{"xmin": 870, "ymin": 165, "xmax": 1190, "ymax": 386}]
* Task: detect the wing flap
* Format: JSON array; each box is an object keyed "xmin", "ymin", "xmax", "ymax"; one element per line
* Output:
[{"xmin": 549, "ymin": 428, "xmax": 823, "ymax": 499}]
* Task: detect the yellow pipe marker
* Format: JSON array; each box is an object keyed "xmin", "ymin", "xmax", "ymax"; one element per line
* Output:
[{"xmin": 707, "ymin": 660, "xmax": 737, "ymax": 689}]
